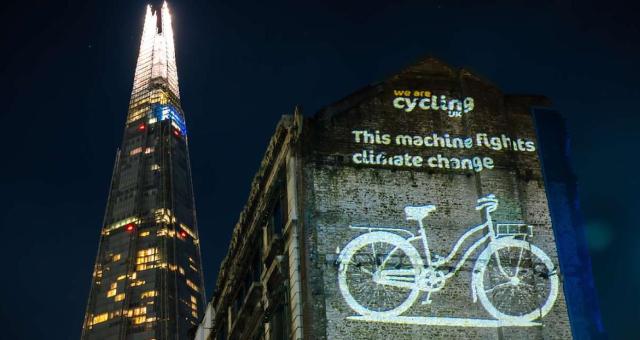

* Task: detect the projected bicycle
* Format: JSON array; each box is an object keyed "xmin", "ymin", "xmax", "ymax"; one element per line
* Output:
[{"xmin": 337, "ymin": 195, "xmax": 559, "ymax": 323}]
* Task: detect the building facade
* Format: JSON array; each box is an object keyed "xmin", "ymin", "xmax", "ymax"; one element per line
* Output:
[
  {"xmin": 81, "ymin": 3, "xmax": 205, "ymax": 339},
  {"xmin": 196, "ymin": 58, "xmax": 603, "ymax": 339}
]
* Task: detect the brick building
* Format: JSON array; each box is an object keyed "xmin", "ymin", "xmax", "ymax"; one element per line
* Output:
[{"xmin": 195, "ymin": 58, "xmax": 603, "ymax": 340}]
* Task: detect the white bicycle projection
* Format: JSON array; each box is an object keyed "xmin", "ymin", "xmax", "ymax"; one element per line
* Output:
[{"xmin": 337, "ymin": 195, "xmax": 559, "ymax": 326}]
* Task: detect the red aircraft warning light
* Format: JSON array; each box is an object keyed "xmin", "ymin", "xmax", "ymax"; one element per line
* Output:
[
  {"xmin": 137, "ymin": 123, "xmax": 145, "ymax": 131},
  {"xmin": 125, "ymin": 223, "xmax": 136, "ymax": 232}
]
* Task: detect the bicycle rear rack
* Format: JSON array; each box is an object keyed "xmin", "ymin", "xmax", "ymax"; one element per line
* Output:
[{"xmin": 495, "ymin": 223, "xmax": 533, "ymax": 238}]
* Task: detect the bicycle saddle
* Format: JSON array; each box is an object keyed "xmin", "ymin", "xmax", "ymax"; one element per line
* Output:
[
  {"xmin": 404, "ymin": 205, "xmax": 436, "ymax": 221},
  {"xmin": 475, "ymin": 194, "xmax": 498, "ymax": 211}
]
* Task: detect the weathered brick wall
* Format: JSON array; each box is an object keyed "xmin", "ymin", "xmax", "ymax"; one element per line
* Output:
[{"xmin": 299, "ymin": 59, "xmax": 572, "ymax": 339}]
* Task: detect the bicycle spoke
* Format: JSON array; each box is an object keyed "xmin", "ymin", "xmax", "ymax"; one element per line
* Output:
[
  {"xmin": 371, "ymin": 242, "xmax": 377, "ymax": 266},
  {"xmin": 485, "ymin": 281, "xmax": 511, "ymax": 294},
  {"xmin": 360, "ymin": 267, "xmax": 373, "ymax": 275},
  {"xmin": 380, "ymin": 245, "xmax": 401, "ymax": 269},
  {"xmin": 493, "ymin": 248, "xmax": 511, "ymax": 278},
  {"xmin": 514, "ymin": 246, "xmax": 525, "ymax": 278},
  {"xmin": 347, "ymin": 258, "xmax": 373, "ymax": 276}
]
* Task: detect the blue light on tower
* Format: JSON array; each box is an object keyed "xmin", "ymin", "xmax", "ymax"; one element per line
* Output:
[{"xmin": 151, "ymin": 103, "xmax": 187, "ymax": 135}]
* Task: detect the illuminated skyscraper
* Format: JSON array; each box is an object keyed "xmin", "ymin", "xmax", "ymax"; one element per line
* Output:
[{"xmin": 81, "ymin": 3, "xmax": 205, "ymax": 339}]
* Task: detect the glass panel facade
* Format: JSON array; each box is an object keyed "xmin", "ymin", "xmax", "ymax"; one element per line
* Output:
[{"xmin": 81, "ymin": 3, "xmax": 205, "ymax": 340}]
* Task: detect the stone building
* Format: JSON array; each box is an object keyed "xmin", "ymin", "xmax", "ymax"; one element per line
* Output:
[{"xmin": 195, "ymin": 58, "xmax": 603, "ymax": 340}]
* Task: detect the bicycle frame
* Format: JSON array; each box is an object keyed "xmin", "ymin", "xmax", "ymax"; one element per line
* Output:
[
  {"xmin": 350, "ymin": 205, "xmax": 502, "ymax": 288},
  {"xmin": 418, "ymin": 207, "xmax": 498, "ymax": 279}
]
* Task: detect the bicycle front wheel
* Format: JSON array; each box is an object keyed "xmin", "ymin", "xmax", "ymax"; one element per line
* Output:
[
  {"xmin": 474, "ymin": 239, "xmax": 559, "ymax": 322},
  {"xmin": 338, "ymin": 231, "xmax": 423, "ymax": 317}
]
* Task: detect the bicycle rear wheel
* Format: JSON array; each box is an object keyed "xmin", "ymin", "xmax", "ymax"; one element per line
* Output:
[{"xmin": 338, "ymin": 231, "xmax": 423, "ymax": 317}]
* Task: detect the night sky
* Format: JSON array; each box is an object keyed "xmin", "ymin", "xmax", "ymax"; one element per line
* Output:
[{"xmin": 1, "ymin": 0, "xmax": 639, "ymax": 338}]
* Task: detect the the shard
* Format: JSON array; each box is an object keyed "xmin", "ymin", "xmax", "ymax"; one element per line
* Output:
[{"xmin": 81, "ymin": 3, "xmax": 205, "ymax": 339}]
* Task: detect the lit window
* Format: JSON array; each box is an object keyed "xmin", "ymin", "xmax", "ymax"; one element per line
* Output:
[
  {"xmin": 133, "ymin": 316, "xmax": 146, "ymax": 324},
  {"xmin": 117, "ymin": 275, "xmax": 126, "ymax": 281},
  {"xmin": 130, "ymin": 280, "xmax": 145, "ymax": 287},
  {"xmin": 136, "ymin": 255, "xmax": 158, "ymax": 264},
  {"xmin": 91, "ymin": 313, "xmax": 109, "ymax": 325},
  {"xmin": 132, "ymin": 307, "xmax": 147, "ymax": 316},
  {"xmin": 130, "ymin": 147, "xmax": 143, "ymax": 156},
  {"xmin": 178, "ymin": 267, "xmax": 185, "ymax": 275},
  {"xmin": 144, "ymin": 147, "xmax": 154, "ymax": 154},
  {"xmin": 136, "ymin": 248, "xmax": 159, "ymax": 270},
  {"xmin": 136, "ymin": 254, "xmax": 158, "ymax": 264},
  {"xmin": 154, "ymin": 209, "xmax": 176, "ymax": 224},
  {"xmin": 191, "ymin": 310, "xmax": 198, "ymax": 318},
  {"xmin": 112, "ymin": 254, "xmax": 121, "ymax": 262},
  {"xmin": 186, "ymin": 279, "xmax": 199, "ymax": 292},
  {"xmin": 190, "ymin": 295, "xmax": 198, "ymax": 311},
  {"xmin": 127, "ymin": 106, "xmax": 149, "ymax": 123},
  {"xmin": 102, "ymin": 216, "xmax": 141, "ymax": 235},
  {"xmin": 149, "ymin": 90, "xmax": 169, "ymax": 105},
  {"xmin": 157, "ymin": 228, "xmax": 175, "ymax": 237},
  {"xmin": 140, "ymin": 231, "xmax": 150, "ymax": 237},
  {"xmin": 141, "ymin": 290, "xmax": 158, "ymax": 299},
  {"xmin": 151, "ymin": 164, "xmax": 160, "ymax": 171},
  {"xmin": 107, "ymin": 289, "xmax": 117, "ymax": 298},
  {"xmin": 115, "ymin": 293, "xmax": 125, "ymax": 302},
  {"xmin": 136, "ymin": 263, "xmax": 158, "ymax": 271},
  {"xmin": 138, "ymin": 248, "xmax": 157, "ymax": 256}
]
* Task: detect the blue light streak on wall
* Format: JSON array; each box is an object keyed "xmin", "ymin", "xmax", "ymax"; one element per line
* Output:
[
  {"xmin": 533, "ymin": 108, "xmax": 606, "ymax": 339},
  {"xmin": 151, "ymin": 103, "xmax": 187, "ymax": 135}
]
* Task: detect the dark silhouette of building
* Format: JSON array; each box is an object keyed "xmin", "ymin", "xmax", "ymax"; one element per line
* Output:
[
  {"xmin": 81, "ymin": 3, "xmax": 205, "ymax": 339},
  {"xmin": 195, "ymin": 58, "xmax": 604, "ymax": 339}
]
